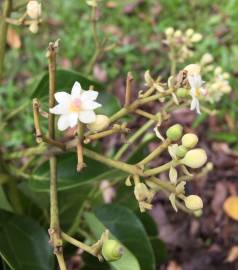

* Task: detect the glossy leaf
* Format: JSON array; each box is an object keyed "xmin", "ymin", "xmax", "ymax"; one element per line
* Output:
[
  {"xmin": 84, "ymin": 211, "xmax": 140, "ymax": 270},
  {"xmin": 0, "ymin": 210, "xmax": 53, "ymax": 270},
  {"xmin": 137, "ymin": 212, "xmax": 167, "ymax": 264},
  {"xmin": 93, "ymin": 204, "xmax": 156, "ymax": 270}
]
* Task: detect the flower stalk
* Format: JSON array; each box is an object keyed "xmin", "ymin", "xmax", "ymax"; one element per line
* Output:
[
  {"xmin": 47, "ymin": 41, "xmax": 67, "ymax": 270},
  {"xmin": 0, "ymin": 0, "xmax": 12, "ymax": 81}
]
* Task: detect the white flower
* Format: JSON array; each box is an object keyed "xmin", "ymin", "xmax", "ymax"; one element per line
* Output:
[
  {"xmin": 188, "ymin": 75, "xmax": 207, "ymax": 114},
  {"xmin": 49, "ymin": 81, "xmax": 102, "ymax": 131},
  {"xmin": 27, "ymin": 1, "xmax": 42, "ymax": 20}
]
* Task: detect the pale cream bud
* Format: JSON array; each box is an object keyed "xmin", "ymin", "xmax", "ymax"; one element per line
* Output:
[
  {"xmin": 87, "ymin": 115, "xmax": 110, "ymax": 132},
  {"xmin": 214, "ymin": 66, "xmax": 222, "ymax": 75},
  {"xmin": 181, "ymin": 149, "xmax": 207, "ymax": 169},
  {"xmin": 174, "ymin": 30, "xmax": 182, "ymax": 38},
  {"xmin": 185, "ymin": 28, "xmax": 194, "ymax": 37},
  {"xmin": 184, "ymin": 64, "xmax": 201, "ymax": 76},
  {"xmin": 27, "ymin": 1, "xmax": 42, "ymax": 19},
  {"xmin": 223, "ymin": 72, "xmax": 230, "ymax": 80},
  {"xmin": 165, "ymin": 27, "xmax": 174, "ymax": 36},
  {"xmin": 182, "ymin": 133, "xmax": 198, "ymax": 149},
  {"xmin": 201, "ymin": 53, "xmax": 213, "ymax": 65},
  {"xmin": 184, "ymin": 195, "xmax": 203, "ymax": 211},
  {"xmin": 29, "ymin": 22, "xmax": 39, "ymax": 34},
  {"xmin": 190, "ymin": 33, "xmax": 202, "ymax": 42},
  {"xmin": 134, "ymin": 183, "xmax": 149, "ymax": 202}
]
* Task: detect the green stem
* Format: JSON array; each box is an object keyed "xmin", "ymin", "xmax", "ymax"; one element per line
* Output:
[
  {"xmin": 83, "ymin": 148, "xmax": 142, "ymax": 176},
  {"xmin": 114, "ymin": 117, "xmax": 157, "ymax": 160},
  {"xmin": 138, "ymin": 139, "xmax": 171, "ymax": 166},
  {"xmin": 144, "ymin": 160, "xmax": 178, "ymax": 177},
  {"xmin": 47, "ymin": 42, "xmax": 67, "ymax": 270},
  {"xmin": 109, "ymin": 90, "xmax": 173, "ymax": 123},
  {"xmin": 0, "ymin": 0, "xmax": 12, "ymax": 81},
  {"xmin": 61, "ymin": 232, "xmax": 95, "ymax": 256}
]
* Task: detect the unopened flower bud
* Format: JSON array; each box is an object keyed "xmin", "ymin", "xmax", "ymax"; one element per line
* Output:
[
  {"xmin": 177, "ymin": 88, "xmax": 189, "ymax": 98},
  {"xmin": 201, "ymin": 53, "xmax": 213, "ymax": 65},
  {"xmin": 166, "ymin": 124, "xmax": 183, "ymax": 141},
  {"xmin": 174, "ymin": 30, "xmax": 182, "ymax": 38},
  {"xmin": 176, "ymin": 145, "xmax": 187, "ymax": 158},
  {"xmin": 102, "ymin": 240, "xmax": 123, "ymax": 262},
  {"xmin": 165, "ymin": 27, "xmax": 174, "ymax": 36},
  {"xmin": 182, "ymin": 133, "xmax": 198, "ymax": 149},
  {"xmin": 134, "ymin": 183, "xmax": 149, "ymax": 201},
  {"xmin": 184, "ymin": 195, "xmax": 203, "ymax": 211},
  {"xmin": 181, "ymin": 149, "xmax": 207, "ymax": 168},
  {"xmin": 87, "ymin": 115, "xmax": 110, "ymax": 132},
  {"xmin": 29, "ymin": 22, "xmax": 39, "ymax": 34},
  {"xmin": 185, "ymin": 28, "xmax": 194, "ymax": 37},
  {"xmin": 184, "ymin": 64, "xmax": 201, "ymax": 76},
  {"xmin": 214, "ymin": 66, "xmax": 222, "ymax": 75},
  {"xmin": 194, "ymin": 209, "xmax": 203, "ymax": 217},
  {"xmin": 191, "ymin": 33, "xmax": 202, "ymax": 42},
  {"xmin": 27, "ymin": 1, "xmax": 42, "ymax": 19}
]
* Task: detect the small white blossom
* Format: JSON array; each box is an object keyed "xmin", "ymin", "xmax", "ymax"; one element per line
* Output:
[
  {"xmin": 188, "ymin": 75, "xmax": 207, "ymax": 114},
  {"xmin": 49, "ymin": 81, "xmax": 102, "ymax": 131},
  {"xmin": 27, "ymin": 1, "xmax": 42, "ymax": 20}
]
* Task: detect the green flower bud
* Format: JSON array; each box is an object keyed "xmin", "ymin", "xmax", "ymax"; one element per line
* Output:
[
  {"xmin": 166, "ymin": 124, "xmax": 183, "ymax": 141},
  {"xmin": 102, "ymin": 240, "xmax": 123, "ymax": 262},
  {"xmin": 182, "ymin": 133, "xmax": 198, "ymax": 149},
  {"xmin": 193, "ymin": 209, "xmax": 203, "ymax": 217},
  {"xmin": 184, "ymin": 195, "xmax": 203, "ymax": 211},
  {"xmin": 175, "ymin": 145, "xmax": 187, "ymax": 158},
  {"xmin": 87, "ymin": 115, "xmax": 110, "ymax": 132},
  {"xmin": 181, "ymin": 149, "xmax": 207, "ymax": 168},
  {"xmin": 177, "ymin": 88, "xmax": 189, "ymax": 98}
]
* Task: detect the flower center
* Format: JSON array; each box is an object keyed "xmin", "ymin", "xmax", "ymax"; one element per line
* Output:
[
  {"xmin": 195, "ymin": 88, "xmax": 201, "ymax": 97},
  {"xmin": 70, "ymin": 98, "xmax": 81, "ymax": 112}
]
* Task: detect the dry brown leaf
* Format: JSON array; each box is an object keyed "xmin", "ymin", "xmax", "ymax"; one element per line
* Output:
[
  {"xmin": 167, "ymin": 261, "xmax": 182, "ymax": 270},
  {"xmin": 226, "ymin": 246, "xmax": 238, "ymax": 263},
  {"xmin": 223, "ymin": 196, "xmax": 238, "ymax": 221},
  {"xmin": 7, "ymin": 27, "xmax": 21, "ymax": 49}
]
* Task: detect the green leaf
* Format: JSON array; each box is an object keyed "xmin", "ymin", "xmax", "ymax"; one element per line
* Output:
[
  {"xmin": 0, "ymin": 210, "xmax": 53, "ymax": 270},
  {"xmin": 137, "ymin": 212, "xmax": 167, "ymax": 264},
  {"xmin": 0, "ymin": 187, "xmax": 12, "ymax": 212},
  {"xmin": 31, "ymin": 69, "xmax": 120, "ymax": 116},
  {"xmin": 208, "ymin": 132, "xmax": 238, "ymax": 143},
  {"xmin": 84, "ymin": 211, "xmax": 140, "ymax": 270},
  {"xmin": 93, "ymin": 204, "xmax": 156, "ymax": 270},
  {"xmin": 29, "ymin": 152, "xmax": 126, "ymax": 191}
]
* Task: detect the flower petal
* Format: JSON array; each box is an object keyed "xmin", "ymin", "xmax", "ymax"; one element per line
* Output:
[
  {"xmin": 82, "ymin": 100, "xmax": 101, "ymax": 110},
  {"xmin": 78, "ymin": 110, "xmax": 96, "ymax": 124},
  {"xmin": 71, "ymin": 81, "xmax": 82, "ymax": 98},
  {"xmin": 58, "ymin": 115, "xmax": 70, "ymax": 131},
  {"xmin": 54, "ymin": 92, "xmax": 71, "ymax": 104},
  {"xmin": 69, "ymin": 113, "xmax": 79, "ymax": 128},
  {"xmin": 49, "ymin": 104, "xmax": 67, "ymax": 115},
  {"xmin": 81, "ymin": 90, "xmax": 99, "ymax": 101},
  {"xmin": 190, "ymin": 98, "xmax": 197, "ymax": 111}
]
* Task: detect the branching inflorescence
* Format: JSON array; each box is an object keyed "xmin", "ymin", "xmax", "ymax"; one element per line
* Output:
[{"xmin": 0, "ymin": 1, "xmax": 233, "ymax": 270}]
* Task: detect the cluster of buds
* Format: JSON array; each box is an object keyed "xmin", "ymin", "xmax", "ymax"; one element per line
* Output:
[
  {"xmin": 199, "ymin": 54, "xmax": 232, "ymax": 103},
  {"xmin": 26, "ymin": 1, "xmax": 42, "ymax": 33},
  {"xmin": 164, "ymin": 27, "xmax": 202, "ymax": 63},
  {"xmin": 155, "ymin": 124, "xmax": 207, "ymax": 214}
]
